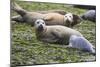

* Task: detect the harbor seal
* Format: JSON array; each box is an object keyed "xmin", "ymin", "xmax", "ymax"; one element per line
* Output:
[
  {"xmin": 11, "ymin": 3, "xmax": 81, "ymax": 27},
  {"xmin": 34, "ymin": 19, "xmax": 82, "ymax": 44},
  {"xmin": 34, "ymin": 19, "xmax": 95, "ymax": 54},
  {"xmin": 81, "ymin": 10, "xmax": 96, "ymax": 22}
]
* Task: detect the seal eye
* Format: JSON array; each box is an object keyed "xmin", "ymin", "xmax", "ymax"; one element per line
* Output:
[
  {"xmin": 65, "ymin": 16, "xmax": 67, "ymax": 17},
  {"xmin": 42, "ymin": 22, "xmax": 44, "ymax": 24},
  {"xmin": 69, "ymin": 16, "xmax": 71, "ymax": 18},
  {"xmin": 37, "ymin": 21, "xmax": 39, "ymax": 24}
]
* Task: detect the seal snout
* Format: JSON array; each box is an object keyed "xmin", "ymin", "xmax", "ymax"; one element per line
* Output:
[{"xmin": 38, "ymin": 24, "xmax": 43, "ymax": 31}]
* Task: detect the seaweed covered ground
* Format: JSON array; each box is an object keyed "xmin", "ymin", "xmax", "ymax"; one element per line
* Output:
[{"xmin": 11, "ymin": 1, "xmax": 96, "ymax": 66}]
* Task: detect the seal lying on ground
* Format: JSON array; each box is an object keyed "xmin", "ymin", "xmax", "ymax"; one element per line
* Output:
[
  {"xmin": 11, "ymin": 3, "xmax": 82, "ymax": 27},
  {"xmin": 12, "ymin": 10, "xmax": 67, "ymax": 22},
  {"xmin": 34, "ymin": 19, "xmax": 95, "ymax": 54},
  {"xmin": 81, "ymin": 10, "xmax": 96, "ymax": 22}
]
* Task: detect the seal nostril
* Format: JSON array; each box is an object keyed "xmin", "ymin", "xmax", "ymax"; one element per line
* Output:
[
  {"xmin": 37, "ymin": 24, "xmax": 44, "ymax": 31},
  {"xmin": 40, "ymin": 24, "xmax": 42, "ymax": 26},
  {"xmin": 39, "ymin": 24, "xmax": 43, "ymax": 29}
]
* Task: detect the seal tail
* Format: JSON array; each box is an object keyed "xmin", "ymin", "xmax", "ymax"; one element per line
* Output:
[
  {"xmin": 69, "ymin": 35, "xmax": 95, "ymax": 55},
  {"xmin": 11, "ymin": 2, "xmax": 27, "ymax": 16}
]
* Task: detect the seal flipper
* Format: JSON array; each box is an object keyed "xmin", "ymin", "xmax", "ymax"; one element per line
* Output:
[{"xmin": 11, "ymin": 2, "xmax": 27, "ymax": 16}]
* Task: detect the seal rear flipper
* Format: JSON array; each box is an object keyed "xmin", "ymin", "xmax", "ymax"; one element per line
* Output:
[{"xmin": 11, "ymin": 2, "xmax": 27, "ymax": 16}]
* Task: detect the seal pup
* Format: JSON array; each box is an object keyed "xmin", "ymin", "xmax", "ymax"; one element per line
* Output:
[
  {"xmin": 34, "ymin": 19, "xmax": 95, "ymax": 54},
  {"xmin": 12, "ymin": 2, "xmax": 81, "ymax": 27}
]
